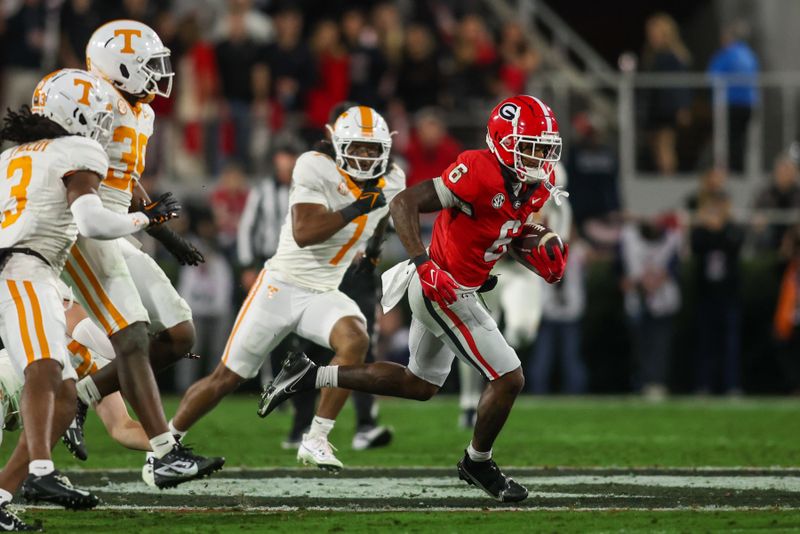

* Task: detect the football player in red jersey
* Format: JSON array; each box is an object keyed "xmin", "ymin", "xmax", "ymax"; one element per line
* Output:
[{"xmin": 259, "ymin": 95, "xmax": 568, "ymax": 502}]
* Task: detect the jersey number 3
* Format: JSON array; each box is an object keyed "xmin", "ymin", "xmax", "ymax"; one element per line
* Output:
[{"xmin": 2, "ymin": 156, "xmax": 32, "ymax": 228}]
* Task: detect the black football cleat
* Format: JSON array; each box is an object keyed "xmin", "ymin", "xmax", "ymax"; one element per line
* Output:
[
  {"xmin": 351, "ymin": 425, "xmax": 393, "ymax": 451},
  {"xmin": 0, "ymin": 502, "xmax": 41, "ymax": 532},
  {"xmin": 457, "ymin": 451, "xmax": 528, "ymax": 502},
  {"xmin": 152, "ymin": 443, "xmax": 225, "ymax": 489},
  {"xmin": 258, "ymin": 352, "xmax": 316, "ymax": 418},
  {"xmin": 21, "ymin": 470, "xmax": 100, "ymax": 510},
  {"xmin": 61, "ymin": 399, "xmax": 89, "ymax": 461}
]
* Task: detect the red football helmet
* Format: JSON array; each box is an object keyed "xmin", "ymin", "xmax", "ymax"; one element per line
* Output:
[{"xmin": 486, "ymin": 95, "xmax": 562, "ymax": 183}]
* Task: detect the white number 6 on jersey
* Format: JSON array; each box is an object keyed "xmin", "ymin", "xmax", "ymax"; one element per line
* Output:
[{"xmin": 448, "ymin": 163, "xmax": 468, "ymax": 184}]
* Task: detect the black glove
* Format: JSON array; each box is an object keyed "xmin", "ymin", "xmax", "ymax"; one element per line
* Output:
[
  {"xmin": 478, "ymin": 274, "xmax": 498, "ymax": 293},
  {"xmin": 147, "ymin": 224, "xmax": 205, "ymax": 266},
  {"xmin": 339, "ymin": 255, "xmax": 379, "ymax": 296},
  {"xmin": 140, "ymin": 192, "xmax": 180, "ymax": 226},
  {"xmin": 339, "ymin": 179, "xmax": 386, "ymax": 222}
]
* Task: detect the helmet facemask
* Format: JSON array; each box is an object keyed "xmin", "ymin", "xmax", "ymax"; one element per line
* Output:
[
  {"xmin": 505, "ymin": 133, "xmax": 562, "ymax": 183},
  {"xmin": 328, "ymin": 126, "xmax": 391, "ymax": 181},
  {"xmin": 141, "ymin": 50, "xmax": 174, "ymax": 98},
  {"xmin": 89, "ymin": 108, "xmax": 114, "ymax": 148}
]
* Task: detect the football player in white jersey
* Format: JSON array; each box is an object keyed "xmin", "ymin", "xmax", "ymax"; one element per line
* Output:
[
  {"xmin": 0, "ymin": 68, "xmax": 183, "ymax": 528},
  {"xmin": 55, "ymin": 21, "xmax": 224, "ymax": 487},
  {"xmin": 170, "ymin": 106, "xmax": 405, "ymax": 470}
]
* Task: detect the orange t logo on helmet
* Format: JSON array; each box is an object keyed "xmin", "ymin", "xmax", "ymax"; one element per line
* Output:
[
  {"xmin": 73, "ymin": 78, "xmax": 93, "ymax": 105},
  {"xmin": 114, "ymin": 29, "xmax": 142, "ymax": 54}
]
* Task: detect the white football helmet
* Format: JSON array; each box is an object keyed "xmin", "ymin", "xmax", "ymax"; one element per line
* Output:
[
  {"xmin": 86, "ymin": 20, "xmax": 174, "ymax": 98},
  {"xmin": 31, "ymin": 69, "xmax": 114, "ymax": 148},
  {"xmin": 327, "ymin": 106, "xmax": 392, "ymax": 181}
]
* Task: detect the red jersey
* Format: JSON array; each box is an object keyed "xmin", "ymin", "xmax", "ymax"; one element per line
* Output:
[{"xmin": 429, "ymin": 149, "xmax": 554, "ymax": 287}]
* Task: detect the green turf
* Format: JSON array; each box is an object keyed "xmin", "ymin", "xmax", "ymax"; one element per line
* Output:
[
  {"xmin": 19, "ymin": 509, "xmax": 800, "ymax": 533},
  {"xmin": 3, "ymin": 395, "xmax": 796, "ymax": 469}
]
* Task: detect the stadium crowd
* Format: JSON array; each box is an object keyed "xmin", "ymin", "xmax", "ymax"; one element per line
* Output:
[{"xmin": 1, "ymin": 0, "xmax": 799, "ymax": 397}]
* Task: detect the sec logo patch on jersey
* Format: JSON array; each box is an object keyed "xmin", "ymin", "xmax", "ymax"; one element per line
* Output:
[{"xmin": 492, "ymin": 193, "xmax": 505, "ymax": 209}]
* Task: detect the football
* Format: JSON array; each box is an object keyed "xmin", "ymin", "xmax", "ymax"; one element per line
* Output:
[{"xmin": 508, "ymin": 223, "xmax": 565, "ymax": 269}]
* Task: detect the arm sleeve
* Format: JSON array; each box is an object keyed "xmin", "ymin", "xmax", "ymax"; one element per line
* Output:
[
  {"xmin": 290, "ymin": 153, "xmax": 329, "ymax": 206},
  {"xmin": 70, "ymin": 194, "xmax": 149, "ymax": 240}
]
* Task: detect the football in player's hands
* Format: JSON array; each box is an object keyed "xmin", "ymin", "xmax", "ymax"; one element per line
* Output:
[
  {"xmin": 509, "ymin": 223, "xmax": 565, "ymax": 262},
  {"xmin": 509, "ymin": 223, "xmax": 568, "ymax": 283}
]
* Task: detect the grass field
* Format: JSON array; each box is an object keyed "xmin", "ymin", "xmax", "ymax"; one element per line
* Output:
[{"xmin": 3, "ymin": 395, "xmax": 799, "ymax": 532}]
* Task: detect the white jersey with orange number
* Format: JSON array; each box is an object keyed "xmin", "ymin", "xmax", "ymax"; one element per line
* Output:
[
  {"xmin": 267, "ymin": 151, "xmax": 406, "ymax": 292},
  {"xmin": 96, "ymin": 77, "xmax": 154, "ymax": 214},
  {"xmin": 0, "ymin": 136, "xmax": 108, "ymax": 278}
]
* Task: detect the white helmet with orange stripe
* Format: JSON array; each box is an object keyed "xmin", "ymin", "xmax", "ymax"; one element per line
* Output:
[
  {"xmin": 327, "ymin": 106, "xmax": 392, "ymax": 181},
  {"xmin": 30, "ymin": 69, "xmax": 114, "ymax": 148},
  {"xmin": 86, "ymin": 20, "xmax": 174, "ymax": 99}
]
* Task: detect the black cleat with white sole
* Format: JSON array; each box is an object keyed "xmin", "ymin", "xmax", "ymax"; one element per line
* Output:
[
  {"xmin": 152, "ymin": 444, "xmax": 225, "ymax": 489},
  {"xmin": 21, "ymin": 470, "xmax": 100, "ymax": 510},
  {"xmin": 258, "ymin": 352, "xmax": 316, "ymax": 418},
  {"xmin": 61, "ymin": 399, "xmax": 89, "ymax": 461},
  {"xmin": 457, "ymin": 451, "xmax": 528, "ymax": 502},
  {"xmin": 0, "ymin": 502, "xmax": 42, "ymax": 531}
]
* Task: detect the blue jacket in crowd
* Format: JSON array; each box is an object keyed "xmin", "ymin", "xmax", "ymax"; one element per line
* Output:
[{"xmin": 708, "ymin": 41, "xmax": 760, "ymax": 107}]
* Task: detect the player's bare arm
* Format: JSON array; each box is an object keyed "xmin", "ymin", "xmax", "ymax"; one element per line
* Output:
[
  {"xmin": 292, "ymin": 203, "xmax": 353, "ymax": 247},
  {"xmin": 389, "ymin": 180, "xmax": 444, "ymax": 260}
]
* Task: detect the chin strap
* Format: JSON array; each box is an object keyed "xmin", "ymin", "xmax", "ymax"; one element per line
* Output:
[{"xmin": 542, "ymin": 179, "xmax": 570, "ymax": 206}]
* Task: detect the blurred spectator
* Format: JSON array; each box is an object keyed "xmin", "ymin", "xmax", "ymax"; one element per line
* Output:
[
  {"xmin": 105, "ymin": 0, "xmax": 157, "ymax": 26},
  {"xmin": 620, "ymin": 215, "xmax": 682, "ymax": 399},
  {"xmin": 210, "ymin": 162, "xmax": 250, "ymax": 260},
  {"xmin": 371, "ymin": 2, "xmax": 404, "ymax": 69},
  {"xmin": 237, "ymin": 136, "xmax": 302, "ymax": 289},
  {"xmin": 174, "ymin": 13, "xmax": 220, "ymax": 178},
  {"xmin": 566, "ymin": 111, "xmax": 622, "ymax": 250},
  {"xmin": 753, "ymin": 153, "xmax": 800, "ymax": 251},
  {"xmin": 58, "ymin": 0, "xmax": 105, "ymax": 69},
  {"xmin": 214, "ymin": 11, "xmax": 263, "ymax": 170},
  {"xmin": 707, "ymin": 20, "xmax": 759, "ymax": 173},
  {"xmin": 685, "ymin": 167, "xmax": 728, "ymax": 211},
  {"xmin": 175, "ymin": 212, "xmax": 233, "ymax": 392},
  {"xmin": 448, "ymin": 14, "xmax": 498, "ymax": 105},
  {"xmin": 395, "ymin": 24, "xmax": 444, "ymax": 113},
  {"xmin": 689, "ymin": 180, "xmax": 744, "ymax": 394},
  {"xmin": 496, "ymin": 21, "xmax": 539, "ymax": 97},
  {"xmin": 640, "ymin": 13, "xmax": 692, "ymax": 174},
  {"xmin": 403, "ymin": 107, "xmax": 462, "ymax": 188},
  {"xmin": 212, "ymin": 0, "xmax": 273, "ymax": 43},
  {"xmin": 260, "ymin": 4, "xmax": 313, "ymax": 112},
  {"xmin": 1, "ymin": 0, "xmax": 45, "ymax": 114},
  {"xmin": 773, "ymin": 225, "xmax": 800, "ymax": 394},
  {"xmin": 341, "ymin": 7, "xmax": 389, "ymax": 110},
  {"xmin": 528, "ymin": 242, "xmax": 589, "ymax": 394},
  {"xmin": 305, "ymin": 19, "xmax": 350, "ymax": 134}
]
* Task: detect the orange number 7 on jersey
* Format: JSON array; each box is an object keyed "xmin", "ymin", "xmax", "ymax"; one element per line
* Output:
[
  {"xmin": 104, "ymin": 126, "xmax": 147, "ymax": 192},
  {"xmin": 1, "ymin": 156, "xmax": 32, "ymax": 228}
]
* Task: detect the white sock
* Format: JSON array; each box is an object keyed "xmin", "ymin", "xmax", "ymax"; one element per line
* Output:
[
  {"xmin": 149, "ymin": 432, "xmax": 177, "ymax": 459},
  {"xmin": 467, "ymin": 442, "xmax": 492, "ymax": 462},
  {"xmin": 76, "ymin": 376, "xmax": 102, "ymax": 405},
  {"xmin": 0, "ymin": 488, "xmax": 12, "ymax": 504},
  {"xmin": 308, "ymin": 416, "xmax": 335, "ymax": 439},
  {"xmin": 315, "ymin": 366, "xmax": 339, "ymax": 389},
  {"xmin": 28, "ymin": 460, "xmax": 54, "ymax": 477},
  {"xmin": 168, "ymin": 419, "xmax": 187, "ymax": 441}
]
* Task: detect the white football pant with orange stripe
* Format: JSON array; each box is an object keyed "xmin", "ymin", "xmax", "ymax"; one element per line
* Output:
[
  {"xmin": 0, "ymin": 276, "xmax": 77, "ymax": 381},
  {"xmin": 405, "ymin": 273, "xmax": 520, "ymax": 388},
  {"xmin": 221, "ymin": 269, "xmax": 365, "ymax": 380},
  {"xmin": 62, "ymin": 235, "xmax": 148, "ymax": 336}
]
